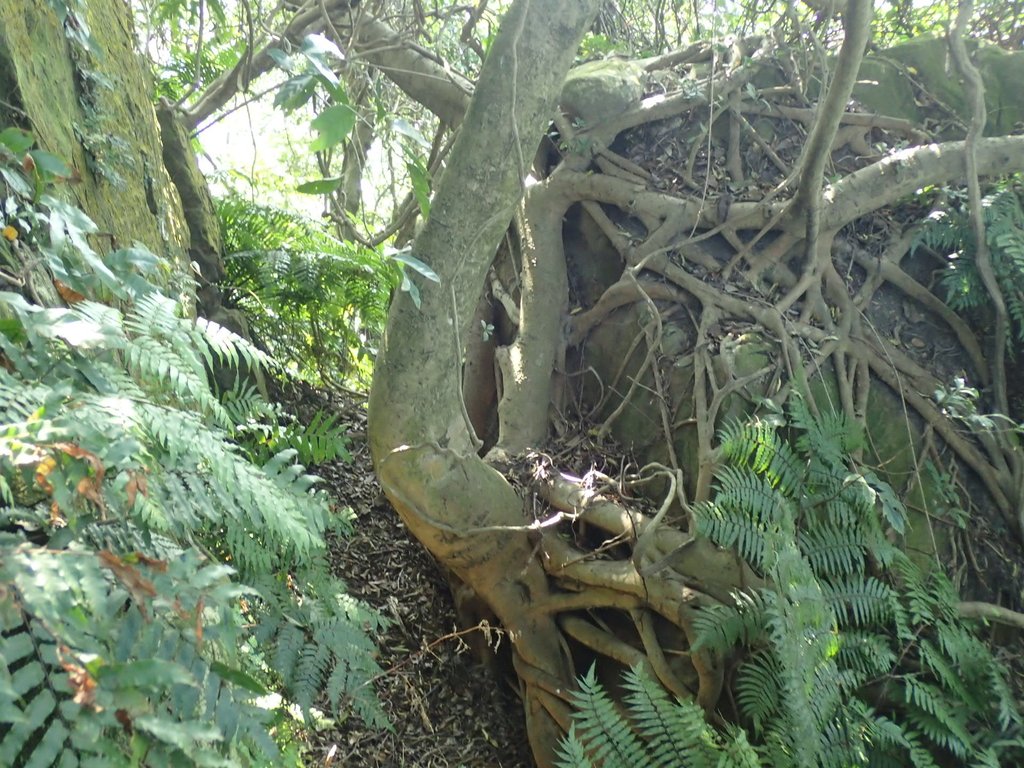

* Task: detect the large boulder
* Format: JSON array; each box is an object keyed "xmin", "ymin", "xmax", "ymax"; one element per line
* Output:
[
  {"xmin": 560, "ymin": 58, "xmax": 645, "ymax": 128},
  {"xmin": 856, "ymin": 38, "xmax": 1024, "ymax": 135}
]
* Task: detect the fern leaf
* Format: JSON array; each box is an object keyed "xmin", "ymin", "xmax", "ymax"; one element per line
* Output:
[
  {"xmin": 904, "ymin": 678, "xmax": 972, "ymax": 758},
  {"xmin": 569, "ymin": 666, "xmax": 651, "ymax": 768},
  {"xmin": 691, "ymin": 591, "xmax": 768, "ymax": 651},
  {"xmin": 736, "ymin": 650, "xmax": 781, "ymax": 734},
  {"xmin": 822, "ymin": 575, "xmax": 897, "ymax": 628},
  {"xmin": 620, "ymin": 665, "xmax": 717, "ymax": 768},
  {"xmin": 556, "ymin": 724, "xmax": 598, "ymax": 768}
]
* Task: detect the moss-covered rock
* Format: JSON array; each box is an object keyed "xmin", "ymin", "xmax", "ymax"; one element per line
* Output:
[
  {"xmin": 560, "ymin": 58, "xmax": 645, "ymax": 128},
  {"xmin": 856, "ymin": 37, "xmax": 1024, "ymax": 136}
]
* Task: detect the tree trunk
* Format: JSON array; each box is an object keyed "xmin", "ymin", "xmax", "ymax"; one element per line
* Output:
[{"xmin": 367, "ymin": 2, "xmax": 601, "ymax": 764}]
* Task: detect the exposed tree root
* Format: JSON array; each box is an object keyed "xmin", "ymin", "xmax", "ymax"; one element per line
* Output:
[{"xmin": 365, "ymin": 6, "xmax": 1024, "ymax": 761}]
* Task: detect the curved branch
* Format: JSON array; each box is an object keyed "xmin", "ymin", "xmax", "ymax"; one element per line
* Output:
[
  {"xmin": 186, "ymin": 2, "xmax": 335, "ymax": 129},
  {"xmin": 949, "ymin": 1, "xmax": 1009, "ymax": 418},
  {"xmin": 958, "ymin": 601, "xmax": 1024, "ymax": 630},
  {"xmin": 186, "ymin": 9, "xmax": 473, "ymax": 131},
  {"xmin": 786, "ymin": 0, "xmax": 873, "ymax": 226},
  {"xmin": 820, "ymin": 137, "xmax": 1024, "ymax": 231},
  {"xmin": 347, "ymin": 15, "xmax": 473, "ymax": 127},
  {"xmin": 494, "ymin": 179, "xmax": 573, "ymax": 454}
]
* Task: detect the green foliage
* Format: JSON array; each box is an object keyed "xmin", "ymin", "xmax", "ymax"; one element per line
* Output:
[
  {"xmin": 222, "ymin": 384, "xmax": 352, "ymax": 466},
  {"xmin": 217, "ymin": 193, "xmax": 397, "ymax": 385},
  {"xmin": 556, "ymin": 666, "xmax": 760, "ymax": 768},
  {"xmin": 143, "ymin": 0, "xmax": 247, "ymax": 102},
  {"xmin": 267, "ymin": 34, "xmax": 349, "ymax": 115},
  {"xmin": 915, "ymin": 182, "xmax": 1024, "ymax": 348},
  {"xmin": 0, "ymin": 132, "xmax": 385, "ymax": 766},
  {"xmin": 560, "ymin": 398, "xmax": 1023, "ymax": 767},
  {"xmin": 0, "ymin": 548, "xmax": 274, "ymax": 767},
  {"xmin": 874, "ymin": 0, "xmax": 1024, "ymax": 47},
  {"xmin": 696, "ymin": 399, "xmax": 1021, "ymax": 766}
]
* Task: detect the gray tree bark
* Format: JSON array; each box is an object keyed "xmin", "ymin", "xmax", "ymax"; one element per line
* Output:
[{"xmin": 366, "ymin": 2, "xmax": 602, "ymax": 764}]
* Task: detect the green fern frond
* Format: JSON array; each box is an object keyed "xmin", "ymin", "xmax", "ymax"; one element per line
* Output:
[
  {"xmin": 696, "ymin": 467, "xmax": 792, "ymax": 569},
  {"xmin": 195, "ymin": 314, "xmax": 273, "ymax": 372},
  {"xmin": 254, "ymin": 598, "xmax": 387, "ymax": 731},
  {"xmin": 620, "ymin": 665, "xmax": 720, "ymax": 767},
  {"xmin": 735, "ymin": 650, "xmax": 781, "ymax": 734},
  {"xmin": 902, "ymin": 728, "xmax": 943, "ymax": 768},
  {"xmin": 836, "ymin": 630, "xmax": 897, "ymax": 684},
  {"xmin": 216, "ymin": 194, "xmax": 396, "ymax": 383},
  {"xmin": 691, "ymin": 590, "xmax": 768, "ymax": 652},
  {"xmin": 917, "ymin": 638, "xmax": 980, "ymax": 711},
  {"xmin": 680, "ymin": 401, "xmax": 1022, "ymax": 767},
  {"xmin": 0, "ymin": 138, "xmax": 386, "ymax": 764},
  {"xmin": 798, "ymin": 526, "xmax": 868, "ymax": 577},
  {"xmin": 569, "ymin": 666, "xmax": 651, "ymax": 767},
  {"xmin": 903, "ymin": 678, "xmax": 972, "ymax": 758},
  {"xmin": 922, "ymin": 184, "xmax": 1024, "ymax": 344},
  {"xmin": 556, "ymin": 724, "xmax": 599, "ymax": 768},
  {"xmin": 792, "ymin": 402, "xmax": 862, "ymax": 470},
  {"xmin": 559, "ymin": 666, "xmax": 761, "ymax": 768},
  {"xmin": 718, "ymin": 418, "xmax": 803, "ymax": 493},
  {"xmin": 281, "ymin": 409, "xmax": 352, "ymax": 465},
  {"xmin": 821, "ymin": 575, "xmax": 898, "ymax": 628},
  {"xmin": 0, "ymin": 545, "xmax": 271, "ymax": 767}
]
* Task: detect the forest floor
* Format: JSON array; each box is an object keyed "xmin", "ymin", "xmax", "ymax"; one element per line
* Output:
[{"xmin": 278, "ymin": 381, "xmax": 533, "ymax": 768}]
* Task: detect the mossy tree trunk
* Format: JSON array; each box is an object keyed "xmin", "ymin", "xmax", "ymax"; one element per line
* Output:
[{"xmin": 0, "ymin": 0, "xmax": 189, "ymax": 275}]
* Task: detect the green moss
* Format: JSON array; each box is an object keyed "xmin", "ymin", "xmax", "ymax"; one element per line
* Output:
[
  {"xmin": 0, "ymin": 0, "xmax": 188, "ymax": 269},
  {"xmin": 856, "ymin": 37, "xmax": 1024, "ymax": 137},
  {"xmin": 560, "ymin": 58, "xmax": 645, "ymax": 127}
]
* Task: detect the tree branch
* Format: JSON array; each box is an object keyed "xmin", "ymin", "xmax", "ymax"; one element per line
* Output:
[
  {"xmin": 959, "ymin": 601, "xmax": 1024, "ymax": 630},
  {"xmin": 185, "ymin": 8, "xmax": 473, "ymax": 131},
  {"xmin": 820, "ymin": 136, "xmax": 1024, "ymax": 231},
  {"xmin": 786, "ymin": 0, "xmax": 873, "ymax": 265}
]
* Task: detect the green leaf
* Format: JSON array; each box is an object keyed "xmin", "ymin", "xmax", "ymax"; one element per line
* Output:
[
  {"xmin": 29, "ymin": 150, "xmax": 73, "ymax": 179},
  {"xmin": 50, "ymin": 316, "xmax": 120, "ymax": 348},
  {"xmin": 400, "ymin": 271, "xmax": 421, "ymax": 309},
  {"xmin": 310, "ymin": 105, "xmax": 356, "ymax": 152},
  {"xmin": 266, "ymin": 47, "xmax": 296, "ymax": 73},
  {"xmin": 96, "ymin": 659, "xmax": 197, "ymax": 690},
  {"xmin": 106, "ymin": 246, "xmax": 163, "ymax": 276},
  {"xmin": 300, "ymin": 34, "xmax": 344, "ymax": 88},
  {"xmin": 302, "ymin": 33, "xmax": 344, "ymax": 62},
  {"xmin": 134, "ymin": 716, "xmax": 223, "ymax": 750},
  {"xmin": 385, "ymin": 248, "xmax": 440, "ymax": 283},
  {"xmin": 275, "ymin": 73, "xmax": 317, "ymax": 111},
  {"xmin": 406, "ymin": 160, "xmax": 431, "ymax": 219},
  {"xmin": 393, "ymin": 119, "xmax": 430, "ymax": 151},
  {"xmin": 42, "ymin": 196, "xmax": 120, "ymax": 291},
  {"xmin": 210, "ymin": 661, "xmax": 268, "ymax": 695},
  {"xmin": 0, "ymin": 290, "xmax": 35, "ymax": 315},
  {"xmin": 1, "ymin": 166, "xmax": 32, "ymax": 197},
  {"xmin": 0, "ymin": 127, "xmax": 34, "ymax": 155},
  {"xmin": 297, "ymin": 177, "xmax": 343, "ymax": 195}
]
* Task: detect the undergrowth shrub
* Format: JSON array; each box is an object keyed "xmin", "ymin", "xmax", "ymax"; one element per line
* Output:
[
  {"xmin": 0, "ymin": 127, "xmax": 385, "ymax": 767},
  {"xmin": 216, "ymin": 194, "xmax": 397, "ymax": 386},
  {"xmin": 221, "ymin": 381, "xmax": 353, "ymax": 466},
  {"xmin": 558, "ymin": 397, "xmax": 1023, "ymax": 768},
  {"xmin": 916, "ymin": 180, "xmax": 1024, "ymax": 347}
]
